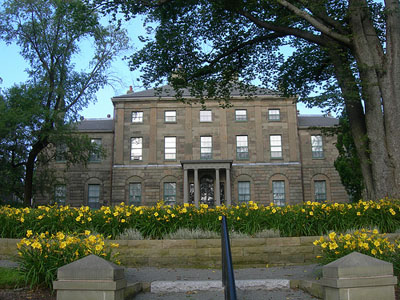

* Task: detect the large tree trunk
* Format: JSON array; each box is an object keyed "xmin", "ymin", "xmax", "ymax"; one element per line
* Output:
[
  {"xmin": 23, "ymin": 140, "xmax": 48, "ymax": 206},
  {"xmin": 328, "ymin": 44, "xmax": 376, "ymax": 199},
  {"xmin": 348, "ymin": 0, "xmax": 400, "ymax": 199}
]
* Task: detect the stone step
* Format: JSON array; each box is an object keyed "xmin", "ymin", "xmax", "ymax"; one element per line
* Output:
[{"xmin": 150, "ymin": 279, "xmax": 291, "ymax": 293}]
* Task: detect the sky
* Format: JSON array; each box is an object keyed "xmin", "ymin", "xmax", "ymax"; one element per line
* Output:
[{"xmin": 0, "ymin": 15, "xmax": 324, "ymax": 119}]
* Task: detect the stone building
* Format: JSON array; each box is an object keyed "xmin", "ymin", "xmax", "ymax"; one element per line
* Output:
[{"xmin": 37, "ymin": 85, "xmax": 348, "ymax": 207}]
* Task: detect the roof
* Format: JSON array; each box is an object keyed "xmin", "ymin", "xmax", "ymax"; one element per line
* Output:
[
  {"xmin": 76, "ymin": 119, "xmax": 114, "ymax": 132},
  {"xmin": 113, "ymin": 84, "xmax": 280, "ymax": 99},
  {"xmin": 298, "ymin": 115, "xmax": 339, "ymax": 127}
]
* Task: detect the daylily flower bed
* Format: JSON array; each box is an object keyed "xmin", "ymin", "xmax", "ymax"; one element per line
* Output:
[{"xmin": 1, "ymin": 199, "xmax": 399, "ymax": 239}]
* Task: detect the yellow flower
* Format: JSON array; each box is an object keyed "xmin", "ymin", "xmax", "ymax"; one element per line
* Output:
[
  {"xmin": 218, "ymin": 216, "xmax": 222, "ymax": 221},
  {"xmin": 329, "ymin": 232, "xmax": 336, "ymax": 240},
  {"xmin": 111, "ymin": 243, "xmax": 119, "ymax": 248},
  {"xmin": 56, "ymin": 232, "xmax": 65, "ymax": 240},
  {"xmin": 31, "ymin": 241, "xmax": 42, "ymax": 250},
  {"xmin": 272, "ymin": 209, "xmax": 276, "ymax": 213},
  {"xmin": 76, "ymin": 216, "xmax": 81, "ymax": 222},
  {"xmin": 390, "ymin": 208, "xmax": 396, "ymax": 215},
  {"xmin": 95, "ymin": 244, "xmax": 103, "ymax": 251},
  {"xmin": 26, "ymin": 230, "xmax": 33, "ymax": 238},
  {"xmin": 121, "ymin": 219, "xmax": 126, "ymax": 223},
  {"xmin": 309, "ymin": 211, "xmax": 313, "ymax": 216},
  {"xmin": 37, "ymin": 215, "xmax": 44, "ymax": 220},
  {"xmin": 371, "ymin": 249, "xmax": 377, "ymax": 255},
  {"xmin": 374, "ymin": 240, "xmax": 380, "ymax": 247},
  {"xmin": 87, "ymin": 217, "xmax": 92, "ymax": 222},
  {"xmin": 20, "ymin": 217, "xmax": 24, "ymax": 223},
  {"xmin": 321, "ymin": 242, "xmax": 328, "ymax": 249},
  {"xmin": 237, "ymin": 217, "xmax": 240, "ymax": 221},
  {"xmin": 59, "ymin": 241, "xmax": 67, "ymax": 249},
  {"xmin": 154, "ymin": 212, "xmax": 159, "ymax": 217},
  {"xmin": 113, "ymin": 211, "xmax": 119, "ymax": 216},
  {"xmin": 85, "ymin": 230, "xmax": 91, "ymax": 236},
  {"xmin": 171, "ymin": 214, "xmax": 175, "ymax": 218}
]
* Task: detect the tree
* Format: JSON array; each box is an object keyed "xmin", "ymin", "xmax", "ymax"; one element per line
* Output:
[
  {"xmin": 0, "ymin": 0, "xmax": 129, "ymax": 205},
  {"xmin": 334, "ymin": 113, "xmax": 364, "ymax": 202},
  {"xmin": 95, "ymin": 0, "xmax": 400, "ymax": 200}
]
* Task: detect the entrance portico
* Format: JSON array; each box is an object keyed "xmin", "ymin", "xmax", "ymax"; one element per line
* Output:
[{"xmin": 181, "ymin": 160, "xmax": 233, "ymax": 207}]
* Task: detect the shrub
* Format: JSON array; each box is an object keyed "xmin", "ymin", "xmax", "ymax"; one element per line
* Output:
[
  {"xmin": 1, "ymin": 199, "xmax": 400, "ymax": 239},
  {"xmin": 16, "ymin": 230, "xmax": 119, "ymax": 289},
  {"xmin": 313, "ymin": 229, "xmax": 400, "ymax": 275}
]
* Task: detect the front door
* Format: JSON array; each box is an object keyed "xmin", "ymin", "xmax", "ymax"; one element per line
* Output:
[{"xmin": 200, "ymin": 176, "xmax": 214, "ymax": 206}]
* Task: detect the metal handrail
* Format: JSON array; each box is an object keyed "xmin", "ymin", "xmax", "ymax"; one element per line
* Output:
[{"xmin": 221, "ymin": 215, "xmax": 237, "ymax": 300}]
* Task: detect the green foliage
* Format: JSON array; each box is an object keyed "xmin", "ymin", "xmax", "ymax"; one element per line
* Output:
[
  {"xmin": 0, "ymin": 0, "xmax": 129, "ymax": 205},
  {"xmin": 0, "ymin": 267, "xmax": 25, "ymax": 289},
  {"xmin": 314, "ymin": 229, "xmax": 400, "ymax": 276},
  {"xmin": 1, "ymin": 199, "xmax": 400, "ymax": 240},
  {"xmin": 334, "ymin": 114, "xmax": 365, "ymax": 202},
  {"xmin": 16, "ymin": 231, "xmax": 119, "ymax": 289}
]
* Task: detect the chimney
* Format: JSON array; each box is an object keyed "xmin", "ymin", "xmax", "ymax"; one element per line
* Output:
[{"xmin": 127, "ymin": 86, "xmax": 133, "ymax": 94}]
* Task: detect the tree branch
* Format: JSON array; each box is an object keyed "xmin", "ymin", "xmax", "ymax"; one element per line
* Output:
[
  {"xmin": 276, "ymin": 0, "xmax": 351, "ymax": 46},
  {"xmin": 238, "ymin": 9, "xmax": 327, "ymax": 46}
]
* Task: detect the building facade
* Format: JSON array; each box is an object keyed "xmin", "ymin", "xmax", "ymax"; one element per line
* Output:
[{"xmin": 37, "ymin": 85, "xmax": 348, "ymax": 207}]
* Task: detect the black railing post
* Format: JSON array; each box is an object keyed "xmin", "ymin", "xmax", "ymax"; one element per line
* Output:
[{"xmin": 221, "ymin": 215, "xmax": 237, "ymax": 300}]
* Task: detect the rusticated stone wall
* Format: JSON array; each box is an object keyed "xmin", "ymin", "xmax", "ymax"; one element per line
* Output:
[{"xmin": 3, "ymin": 235, "xmax": 399, "ymax": 268}]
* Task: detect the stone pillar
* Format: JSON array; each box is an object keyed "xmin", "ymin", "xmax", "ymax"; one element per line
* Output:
[
  {"xmin": 53, "ymin": 254, "xmax": 126, "ymax": 300},
  {"xmin": 194, "ymin": 168, "xmax": 199, "ymax": 207},
  {"xmin": 183, "ymin": 169, "xmax": 189, "ymax": 204},
  {"xmin": 320, "ymin": 251, "xmax": 397, "ymax": 300},
  {"xmin": 215, "ymin": 169, "xmax": 220, "ymax": 206},
  {"xmin": 226, "ymin": 168, "xmax": 231, "ymax": 206}
]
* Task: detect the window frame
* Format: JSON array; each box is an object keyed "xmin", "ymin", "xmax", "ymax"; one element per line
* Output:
[
  {"xmin": 236, "ymin": 135, "xmax": 249, "ymax": 160},
  {"xmin": 270, "ymin": 135, "xmax": 283, "ymax": 159},
  {"xmin": 129, "ymin": 182, "xmax": 142, "ymax": 205},
  {"xmin": 314, "ymin": 180, "xmax": 327, "ymax": 202},
  {"xmin": 272, "ymin": 180, "xmax": 285, "ymax": 207},
  {"xmin": 163, "ymin": 182, "xmax": 176, "ymax": 205},
  {"xmin": 238, "ymin": 181, "xmax": 251, "ymax": 203},
  {"xmin": 268, "ymin": 109, "xmax": 281, "ymax": 121},
  {"xmin": 311, "ymin": 135, "xmax": 324, "ymax": 159},
  {"xmin": 88, "ymin": 138, "xmax": 102, "ymax": 162},
  {"xmin": 164, "ymin": 136, "xmax": 177, "ymax": 160},
  {"xmin": 54, "ymin": 184, "xmax": 66, "ymax": 205},
  {"xmin": 88, "ymin": 184, "xmax": 100, "ymax": 209},
  {"xmin": 164, "ymin": 110, "xmax": 177, "ymax": 123},
  {"xmin": 235, "ymin": 109, "xmax": 247, "ymax": 122},
  {"xmin": 200, "ymin": 136, "xmax": 213, "ymax": 160},
  {"xmin": 199, "ymin": 110, "xmax": 212, "ymax": 122},
  {"xmin": 131, "ymin": 137, "xmax": 143, "ymax": 161},
  {"xmin": 55, "ymin": 144, "xmax": 67, "ymax": 162},
  {"xmin": 131, "ymin": 111, "xmax": 144, "ymax": 123}
]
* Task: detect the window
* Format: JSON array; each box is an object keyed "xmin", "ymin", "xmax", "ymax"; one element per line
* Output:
[
  {"xmin": 200, "ymin": 136, "xmax": 212, "ymax": 159},
  {"xmin": 131, "ymin": 137, "xmax": 142, "ymax": 160},
  {"xmin": 164, "ymin": 110, "xmax": 176, "ymax": 122},
  {"xmin": 164, "ymin": 137, "xmax": 176, "ymax": 160},
  {"xmin": 314, "ymin": 180, "xmax": 327, "ymax": 202},
  {"xmin": 272, "ymin": 181, "xmax": 285, "ymax": 206},
  {"xmin": 236, "ymin": 136, "xmax": 249, "ymax": 160},
  {"xmin": 89, "ymin": 138, "xmax": 101, "ymax": 162},
  {"xmin": 268, "ymin": 109, "xmax": 280, "ymax": 121},
  {"xmin": 311, "ymin": 135, "xmax": 324, "ymax": 158},
  {"xmin": 270, "ymin": 135, "xmax": 282, "ymax": 158},
  {"xmin": 200, "ymin": 110, "xmax": 212, "ymax": 122},
  {"xmin": 129, "ymin": 183, "xmax": 142, "ymax": 205},
  {"xmin": 132, "ymin": 111, "xmax": 143, "ymax": 123},
  {"xmin": 55, "ymin": 144, "xmax": 67, "ymax": 162},
  {"xmin": 54, "ymin": 185, "xmax": 66, "ymax": 205},
  {"xmin": 164, "ymin": 182, "xmax": 176, "ymax": 205},
  {"xmin": 235, "ymin": 109, "xmax": 247, "ymax": 121},
  {"xmin": 238, "ymin": 181, "xmax": 250, "ymax": 203},
  {"xmin": 88, "ymin": 184, "xmax": 100, "ymax": 209}
]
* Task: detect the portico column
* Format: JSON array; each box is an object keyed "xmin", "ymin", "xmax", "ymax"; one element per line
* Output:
[
  {"xmin": 215, "ymin": 169, "xmax": 220, "ymax": 206},
  {"xmin": 194, "ymin": 168, "xmax": 199, "ymax": 207},
  {"xmin": 183, "ymin": 169, "xmax": 189, "ymax": 204},
  {"xmin": 226, "ymin": 168, "xmax": 231, "ymax": 206}
]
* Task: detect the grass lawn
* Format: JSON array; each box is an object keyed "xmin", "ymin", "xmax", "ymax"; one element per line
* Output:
[{"xmin": 0, "ymin": 267, "xmax": 25, "ymax": 289}]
